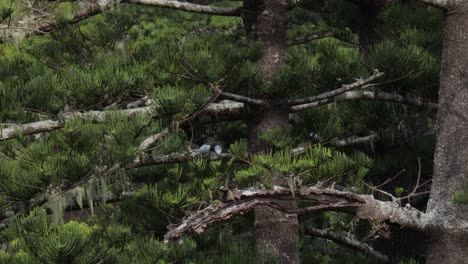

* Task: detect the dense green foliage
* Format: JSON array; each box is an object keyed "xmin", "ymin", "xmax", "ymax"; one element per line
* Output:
[{"xmin": 0, "ymin": 0, "xmax": 442, "ymax": 262}]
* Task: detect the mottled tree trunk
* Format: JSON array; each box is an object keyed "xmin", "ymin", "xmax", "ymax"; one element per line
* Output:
[
  {"xmin": 426, "ymin": 6, "xmax": 468, "ymax": 264},
  {"xmin": 242, "ymin": 1, "xmax": 300, "ymax": 263},
  {"xmin": 248, "ymin": 108, "xmax": 299, "ymax": 264}
]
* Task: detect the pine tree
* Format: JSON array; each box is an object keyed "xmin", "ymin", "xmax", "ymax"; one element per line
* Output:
[{"xmin": 0, "ymin": 0, "xmax": 464, "ymax": 263}]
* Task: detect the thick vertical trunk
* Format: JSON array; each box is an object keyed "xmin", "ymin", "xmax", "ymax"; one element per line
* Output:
[
  {"xmin": 426, "ymin": 7, "xmax": 468, "ymax": 264},
  {"xmin": 242, "ymin": 1, "xmax": 300, "ymax": 263},
  {"xmin": 249, "ymin": 108, "xmax": 299, "ymax": 264}
]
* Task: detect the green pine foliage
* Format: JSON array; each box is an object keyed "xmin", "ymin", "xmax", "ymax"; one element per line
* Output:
[{"xmin": 0, "ymin": 0, "xmax": 442, "ymax": 263}]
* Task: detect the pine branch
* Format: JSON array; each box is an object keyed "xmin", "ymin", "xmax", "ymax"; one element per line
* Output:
[
  {"xmin": 0, "ymin": 90, "xmax": 436, "ymax": 142},
  {"xmin": 7, "ymin": 0, "xmax": 241, "ymax": 37},
  {"xmin": 126, "ymin": 0, "xmax": 242, "ymax": 16},
  {"xmin": 2, "ymin": 140, "xmax": 327, "ymax": 228},
  {"xmin": 137, "ymin": 129, "xmax": 169, "ymax": 152},
  {"xmin": 291, "ymin": 134, "xmax": 379, "ymax": 156},
  {"xmin": 289, "ymin": 31, "xmax": 335, "ymax": 46},
  {"xmin": 290, "ymin": 90, "xmax": 438, "ymax": 112},
  {"xmin": 0, "ymin": 107, "xmax": 150, "ymax": 141},
  {"xmin": 288, "ymin": 71, "xmax": 385, "ymax": 106},
  {"xmin": 164, "ymin": 185, "xmax": 428, "ymax": 242},
  {"xmin": 329, "ymin": 134, "xmax": 378, "ymax": 147},
  {"xmin": 1, "ymin": 120, "xmax": 63, "ymax": 142},
  {"xmin": 210, "ymin": 84, "xmax": 268, "ymax": 106},
  {"xmin": 0, "ymin": 95, "xmax": 247, "ymax": 226},
  {"xmin": 131, "ymin": 151, "xmax": 236, "ymax": 168},
  {"xmin": 0, "ymin": 139, "xmax": 439, "ymax": 231},
  {"xmin": 0, "ymin": 102, "xmax": 245, "ymax": 141},
  {"xmin": 31, "ymin": 145, "xmax": 238, "ymax": 218},
  {"xmin": 304, "ymin": 226, "xmax": 390, "ymax": 262},
  {"xmin": 219, "ymin": 92, "xmax": 268, "ymax": 106}
]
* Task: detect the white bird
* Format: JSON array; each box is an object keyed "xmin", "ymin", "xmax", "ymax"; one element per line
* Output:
[
  {"xmin": 214, "ymin": 145, "xmax": 223, "ymax": 155},
  {"xmin": 309, "ymin": 131, "xmax": 320, "ymax": 141},
  {"xmin": 192, "ymin": 144, "xmax": 211, "ymax": 154}
]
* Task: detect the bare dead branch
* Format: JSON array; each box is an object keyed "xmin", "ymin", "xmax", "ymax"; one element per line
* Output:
[
  {"xmin": 0, "ymin": 102, "xmax": 245, "ymax": 141},
  {"xmin": 11, "ymin": 0, "xmax": 241, "ymax": 36},
  {"xmin": 356, "ymin": 177, "xmax": 398, "ymax": 202},
  {"xmin": 127, "ymin": 0, "xmax": 242, "ymax": 15},
  {"xmin": 219, "ymin": 92, "xmax": 268, "ymax": 106},
  {"xmin": 164, "ymin": 185, "xmax": 428, "ymax": 242},
  {"xmin": 290, "ymin": 90, "xmax": 438, "ymax": 112},
  {"xmin": 289, "ymin": 31, "xmax": 334, "ymax": 46},
  {"xmin": 131, "ymin": 151, "xmax": 236, "ymax": 168},
  {"xmin": 304, "ymin": 226, "xmax": 390, "ymax": 262},
  {"xmin": 1, "ymin": 120, "xmax": 63, "ymax": 142},
  {"xmin": 291, "ymin": 134, "xmax": 379, "ymax": 157},
  {"xmin": 288, "ymin": 71, "xmax": 385, "ymax": 106},
  {"xmin": 375, "ymin": 169, "xmax": 406, "ymax": 188},
  {"xmin": 37, "ymin": 1, "xmax": 104, "ymax": 33},
  {"xmin": 1, "ymin": 90, "xmax": 436, "ymax": 142},
  {"xmin": 329, "ymin": 134, "xmax": 378, "ymax": 147},
  {"xmin": 137, "ymin": 129, "xmax": 169, "ymax": 152},
  {"xmin": 396, "ymin": 158, "xmax": 432, "ymax": 202}
]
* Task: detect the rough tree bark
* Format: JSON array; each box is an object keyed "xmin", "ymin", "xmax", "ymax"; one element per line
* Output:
[
  {"xmin": 242, "ymin": 1, "xmax": 299, "ymax": 263},
  {"xmin": 425, "ymin": 3, "xmax": 468, "ymax": 263}
]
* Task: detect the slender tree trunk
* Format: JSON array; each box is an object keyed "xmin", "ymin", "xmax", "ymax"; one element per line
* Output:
[
  {"xmin": 359, "ymin": 0, "xmax": 381, "ymax": 51},
  {"xmin": 426, "ymin": 6, "xmax": 468, "ymax": 263},
  {"xmin": 242, "ymin": 1, "xmax": 300, "ymax": 263}
]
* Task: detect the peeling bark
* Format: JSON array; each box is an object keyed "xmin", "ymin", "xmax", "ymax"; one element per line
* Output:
[{"xmin": 164, "ymin": 185, "xmax": 428, "ymax": 242}]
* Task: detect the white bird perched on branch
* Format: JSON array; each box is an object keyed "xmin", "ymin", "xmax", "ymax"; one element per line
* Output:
[
  {"xmin": 191, "ymin": 144, "xmax": 211, "ymax": 154},
  {"xmin": 214, "ymin": 145, "xmax": 223, "ymax": 155},
  {"xmin": 309, "ymin": 131, "xmax": 320, "ymax": 142}
]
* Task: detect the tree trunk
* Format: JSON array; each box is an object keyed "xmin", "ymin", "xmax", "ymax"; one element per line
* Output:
[
  {"xmin": 426, "ymin": 6, "xmax": 468, "ymax": 263},
  {"xmin": 359, "ymin": 0, "xmax": 381, "ymax": 51},
  {"xmin": 359, "ymin": 0, "xmax": 389, "ymax": 51},
  {"xmin": 242, "ymin": 1, "xmax": 300, "ymax": 263},
  {"xmin": 248, "ymin": 108, "xmax": 299, "ymax": 264}
]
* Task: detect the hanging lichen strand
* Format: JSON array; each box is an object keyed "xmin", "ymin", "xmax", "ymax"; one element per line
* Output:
[{"xmin": 47, "ymin": 176, "xmax": 114, "ymax": 223}]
